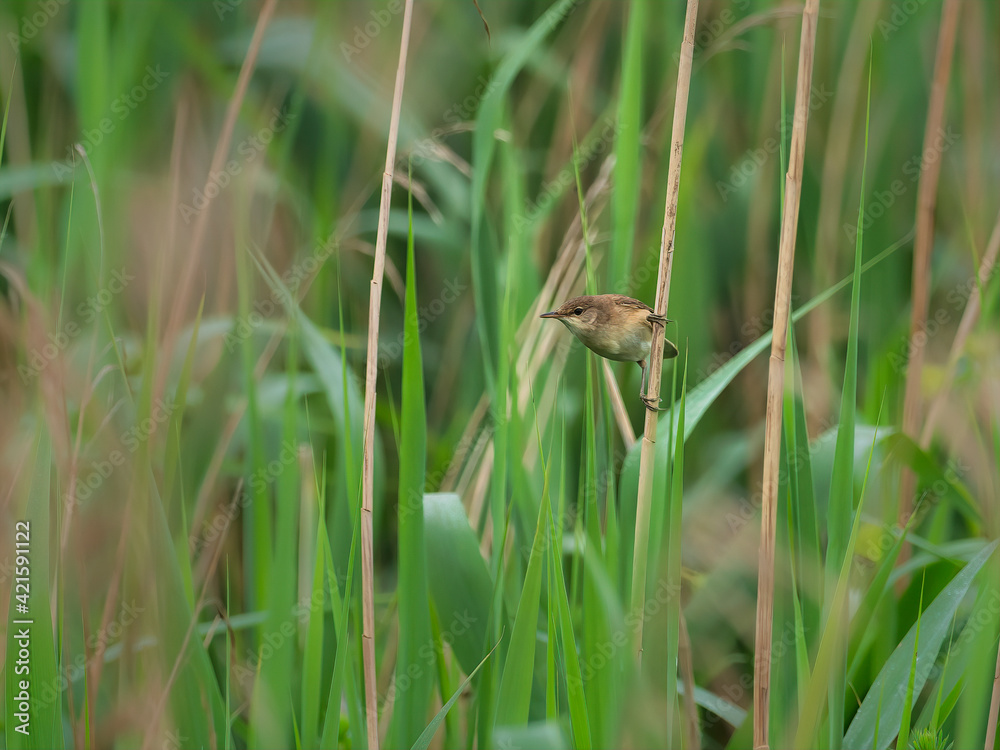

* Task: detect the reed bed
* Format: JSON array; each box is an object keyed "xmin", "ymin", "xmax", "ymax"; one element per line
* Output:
[{"xmin": 1, "ymin": 1, "xmax": 998, "ymax": 749}]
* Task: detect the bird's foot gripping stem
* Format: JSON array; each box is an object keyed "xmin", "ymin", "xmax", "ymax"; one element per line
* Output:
[{"xmin": 641, "ymin": 393, "xmax": 668, "ymax": 412}]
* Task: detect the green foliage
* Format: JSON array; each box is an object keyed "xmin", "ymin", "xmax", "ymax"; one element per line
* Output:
[
  {"xmin": 910, "ymin": 726, "xmax": 954, "ymax": 750},
  {"xmin": 2, "ymin": 1, "xmax": 997, "ymax": 748},
  {"xmin": 391, "ymin": 181, "xmax": 434, "ymax": 749}
]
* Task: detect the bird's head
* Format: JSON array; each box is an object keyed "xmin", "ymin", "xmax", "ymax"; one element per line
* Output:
[{"xmin": 539, "ymin": 295, "xmax": 603, "ymax": 335}]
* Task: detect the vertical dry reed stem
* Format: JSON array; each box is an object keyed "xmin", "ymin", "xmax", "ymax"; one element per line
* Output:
[
  {"xmin": 897, "ymin": 0, "xmax": 960, "ymax": 540},
  {"xmin": 631, "ymin": 7, "xmax": 699, "ymax": 743},
  {"xmin": 632, "ymin": 0, "xmax": 698, "ymax": 662},
  {"xmin": 752, "ymin": 1, "xmax": 819, "ymax": 747},
  {"xmin": 157, "ymin": 0, "xmax": 276, "ymax": 400},
  {"xmin": 360, "ymin": 1, "xmax": 414, "ymax": 747}
]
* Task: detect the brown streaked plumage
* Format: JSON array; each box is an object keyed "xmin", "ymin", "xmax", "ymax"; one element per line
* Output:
[{"xmin": 540, "ymin": 294, "xmax": 678, "ymax": 410}]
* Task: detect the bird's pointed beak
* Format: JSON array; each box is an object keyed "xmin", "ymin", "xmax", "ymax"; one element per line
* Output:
[{"xmin": 539, "ymin": 311, "xmax": 561, "ymax": 318}]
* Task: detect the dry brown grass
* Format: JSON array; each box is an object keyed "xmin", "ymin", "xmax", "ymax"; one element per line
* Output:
[
  {"xmin": 897, "ymin": 0, "xmax": 961, "ymax": 554},
  {"xmin": 359, "ymin": 1, "xmax": 415, "ymax": 747},
  {"xmin": 752, "ymin": 1, "xmax": 820, "ymax": 747}
]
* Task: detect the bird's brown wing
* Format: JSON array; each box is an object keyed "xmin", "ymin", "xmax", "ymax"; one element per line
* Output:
[
  {"xmin": 608, "ymin": 294, "xmax": 654, "ymax": 313},
  {"xmin": 614, "ymin": 295, "xmax": 677, "ymax": 357}
]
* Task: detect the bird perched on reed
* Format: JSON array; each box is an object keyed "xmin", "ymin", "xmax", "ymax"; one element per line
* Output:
[{"xmin": 540, "ymin": 293, "xmax": 678, "ymax": 410}]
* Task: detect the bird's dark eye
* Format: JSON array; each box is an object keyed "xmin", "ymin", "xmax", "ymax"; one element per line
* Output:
[{"xmin": 574, "ymin": 307, "xmax": 583, "ymax": 315}]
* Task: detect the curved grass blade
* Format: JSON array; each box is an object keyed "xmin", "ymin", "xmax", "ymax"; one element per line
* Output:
[
  {"xmin": 470, "ymin": 0, "xmax": 579, "ymax": 384},
  {"xmin": 546, "ymin": 509, "xmax": 593, "ymax": 750},
  {"xmin": 409, "ymin": 637, "xmax": 500, "ymax": 750},
  {"xmin": 494, "ymin": 481, "xmax": 550, "ymax": 730},
  {"xmin": 611, "ymin": 0, "xmax": 645, "ymax": 289},
  {"xmin": 825, "ymin": 58, "xmax": 872, "ymax": 750}
]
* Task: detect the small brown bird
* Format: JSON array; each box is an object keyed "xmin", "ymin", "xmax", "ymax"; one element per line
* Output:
[{"xmin": 540, "ymin": 294, "xmax": 678, "ymax": 410}]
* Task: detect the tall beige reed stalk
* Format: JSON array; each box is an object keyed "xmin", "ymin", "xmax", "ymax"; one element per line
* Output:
[
  {"xmin": 631, "ymin": 0, "xmax": 698, "ymax": 663},
  {"xmin": 752, "ymin": 1, "xmax": 819, "ymax": 748},
  {"xmin": 360, "ymin": 1, "xmax": 415, "ymax": 747},
  {"xmin": 630, "ymin": 4, "xmax": 700, "ymax": 744}
]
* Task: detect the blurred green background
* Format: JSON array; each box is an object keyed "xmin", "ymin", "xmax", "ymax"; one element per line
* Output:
[{"xmin": 0, "ymin": 0, "xmax": 997, "ymax": 748}]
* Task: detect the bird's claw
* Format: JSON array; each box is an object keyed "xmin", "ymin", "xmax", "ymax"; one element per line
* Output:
[
  {"xmin": 646, "ymin": 313, "xmax": 667, "ymax": 325},
  {"xmin": 641, "ymin": 394, "xmax": 667, "ymax": 412}
]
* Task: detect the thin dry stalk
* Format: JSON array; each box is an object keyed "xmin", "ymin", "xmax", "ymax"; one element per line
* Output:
[
  {"xmin": 897, "ymin": 0, "xmax": 961, "ymax": 535},
  {"xmin": 157, "ymin": 0, "xmax": 277, "ymax": 403},
  {"xmin": 960, "ymin": 2, "xmax": 987, "ymax": 229},
  {"xmin": 359, "ymin": 1, "xmax": 415, "ymax": 747},
  {"xmin": 752, "ymin": 1, "xmax": 820, "ymax": 748},
  {"xmin": 630, "ymin": 6, "xmax": 699, "ymax": 745},
  {"xmin": 631, "ymin": 0, "xmax": 698, "ymax": 664},
  {"xmin": 920, "ymin": 208, "xmax": 1000, "ymax": 446},
  {"xmin": 602, "ymin": 358, "xmax": 637, "ymax": 446}
]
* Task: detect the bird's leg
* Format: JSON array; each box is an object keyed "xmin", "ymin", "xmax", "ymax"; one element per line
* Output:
[{"xmin": 638, "ymin": 359, "xmax": 666, "ymax": 412}]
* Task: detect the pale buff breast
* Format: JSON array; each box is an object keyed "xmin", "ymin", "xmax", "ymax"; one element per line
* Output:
[
  {"xmin": 571, "ymin": 322, "xmax": 651, "ymax": 362},
  {"xmin": 612, "ymin": 325, "xmax": 653, "ymax": 362}
]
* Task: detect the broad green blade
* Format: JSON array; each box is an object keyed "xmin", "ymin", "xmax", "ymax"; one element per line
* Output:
[
  {"xmin": 423, "ymin": 493, "xmax": 494, "ymax": 675},
  {"xmin": 392, "ymin": 184, "xmax": 434, "ymax": 748},
  {"xmin": 300, "ymin": 492, "xmax": 328, "ymax": 750},
  {"xmin": 581, "ymin": 356, "xmax": 614, "ymax": 747},
  {"xmin": 494, "ymin": 485, "xmax": 550, "ymax": 729},
  {"xmin": 896, "ymin": 578, "xmax": 926, "ymax": 750},
  {"xmin": 795, "ymin": 411, "xmax": 883, "ymax": 748},
  {"xmin": 546, "ymin": 510, "xmax": 593, "ymax": 750},
  {"xmin": 825, "ymin": 60, "xmax": 872, "ymax": 750},
  {"xmin": 248, "ymin": 330, "xmax": 300, "ymax": 748},
  {"xmin": 843, "ymin": 540, "xmax": 999, "ymax": 749},
  {"xmin": 610, "ymin": 0, "xmax": 645, "ymax": 289}
]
